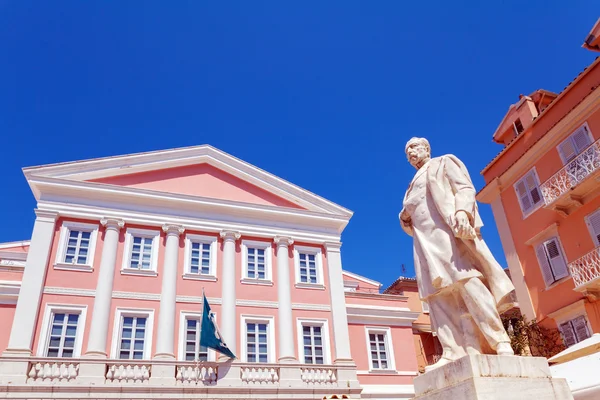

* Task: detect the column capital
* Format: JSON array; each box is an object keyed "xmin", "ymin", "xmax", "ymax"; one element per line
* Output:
[
  {"xmin": 324, "ymin": 242, "xmax": 342, "ymax": 253},
  {"xmin": 273, "ymin": 236, "xmax": 294, "ymax": 247},
  {"xmin": 162, "ymin": 224, "xmax": 185, "ymax": 236},
  {"xmin": 33, "ymin": 209, "xmax": 58, "ymax": 223},
  {"xmin": 100, "ymin": 218, "xmax": 125, "ymax": 231},
  {"xmin": 220, "ymin": 230, "xmax": 241, "ymax": 241}
]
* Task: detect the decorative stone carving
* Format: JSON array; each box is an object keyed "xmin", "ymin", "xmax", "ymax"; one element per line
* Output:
[{"xmin": 399, "ymin": 137, "xmax": 517, "ymax": 372}]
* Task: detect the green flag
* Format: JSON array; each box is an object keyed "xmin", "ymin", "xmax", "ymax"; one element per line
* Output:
[{"xmin": 200, "ymin": 293, "xmax": 236, "ymax": 359}]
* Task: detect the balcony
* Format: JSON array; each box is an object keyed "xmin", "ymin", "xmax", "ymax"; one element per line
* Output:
[
  {"xmin": 0, "ymin": 357, "xmax": 360, "ymax": 399},
  {"xmin": 568, "ymin": 246, "xmax": 600, "ymax": 299},
  {"xmin": 540, "ymin": 139, "xmax": 600, "ymax": 215}
]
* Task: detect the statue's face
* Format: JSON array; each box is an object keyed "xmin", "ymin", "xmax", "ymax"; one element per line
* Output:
[{"xmin": 406, "ymin": 142, "xmax": 430, "ymax": 169}]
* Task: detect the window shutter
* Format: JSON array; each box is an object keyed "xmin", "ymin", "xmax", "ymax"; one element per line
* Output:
[
  {"xmin": 516, "ymin": 181, "xmax": 532, "ymax": 212},
  {"xmin": 558, "ymin": 138, "xmax": 578, "ymax": 164},
  {"xmin": 572, "ymin": 126, "xmax": 592, "ymax": 153},
  {"xmin": 544, "ymin": 238, "xmax": 569, "ymax": 280},
  {"xmin": 586, "ymin": 210, "xmax": 600, "ymax": 246},
  {"xmin": 572, "ymin": 316, "xmax": 591, "ymax": 342},
  {"xmin": 559, "ymin": 322, "xmax": 577, "ymax": 347},
  {"xmin": 536, "ymin": 243, "xmax": 555, "ymax": 286},
  {"xmin": 525, "ymin": 173, "xmax": 542, "ymax": 206}
]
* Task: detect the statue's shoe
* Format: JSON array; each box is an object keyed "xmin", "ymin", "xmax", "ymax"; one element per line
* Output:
[
  {"xmin": 496, "ymin": 342, "xmax": 515, "ymax": 356},
  {"xmin": 424, "ymin": 356, "xmax": 454, "ymax": 373}
]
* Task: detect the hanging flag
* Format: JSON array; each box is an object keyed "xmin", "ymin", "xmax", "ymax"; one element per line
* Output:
[{"xmin": 200, "ymin": 293, "xmax": 236, "ymax": 359}]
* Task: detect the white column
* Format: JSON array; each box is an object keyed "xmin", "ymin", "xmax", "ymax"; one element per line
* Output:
[
  {"xmin": 324, "ymin": 242, "xmax": 353, "ymax": 364},
  {"xmin": 154, "ymin": 224, "xmax": 184, "ymax": 359},
  {"xmin": 3, "ymin": 209, "xmax": 58, "ymax": 356},
  {"xmin": 274, "ymin": 236, "xmax": 296, "ymax": 363},
  {"xmin": 490, "ymin": 198, "xmax": 536, "ymax": 321},
  {"xmin": 220, "ymin": 230, "xmax": 240, "ymax": 359},
  {"xmin": 85, "ymin": 218, "xmax": 124, "ymax": 358}
]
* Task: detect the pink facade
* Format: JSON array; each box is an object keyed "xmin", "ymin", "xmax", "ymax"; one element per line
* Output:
[{"xmin": 0, "ymin": 145, "xmax": 420, "ymax": 399}]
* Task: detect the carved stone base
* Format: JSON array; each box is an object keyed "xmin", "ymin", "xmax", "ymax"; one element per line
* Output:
[{"xmin": 412, "ymin": 354, "xmax": 573, "ymax": 400}]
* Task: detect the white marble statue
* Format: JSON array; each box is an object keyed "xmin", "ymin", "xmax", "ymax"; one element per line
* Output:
[{"xmin": 399, "ymin": 137, "xmax": 517, "ymax": 372}]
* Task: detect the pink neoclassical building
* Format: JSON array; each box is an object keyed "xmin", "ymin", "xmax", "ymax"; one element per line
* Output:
[{"xmin": 0, "ymin": 145, "xmax": 423, "ymax": 399}]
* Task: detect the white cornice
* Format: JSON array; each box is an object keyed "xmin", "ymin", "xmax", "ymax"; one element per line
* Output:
[
  {"xmin": 0, "ymin": 280, "xmax": 20, "ymax": 304},
  {"xmin": 342, "ymin": 270, "xmax": 382, "ymax": 288},
  {"xmin": 0, "ymin": 240, "xmax": 30, "ymax": 250},
  {"xmin": 346, "ymin": 303, "xmax": 420, "ymax": 327},
  {"xmin": 23, "ymin": 145, "xmax": 353, "ymax": 217}
]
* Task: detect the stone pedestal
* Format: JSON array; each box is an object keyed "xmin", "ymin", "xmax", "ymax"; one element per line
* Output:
[{"xmin": 413, "ymin": 355, "xmax": 573, "ymax": 400}]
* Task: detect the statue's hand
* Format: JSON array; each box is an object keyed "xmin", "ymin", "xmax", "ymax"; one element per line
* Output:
[{"xmin": 454, "ymin": 210, "xmax": 475, "ymax": 239}]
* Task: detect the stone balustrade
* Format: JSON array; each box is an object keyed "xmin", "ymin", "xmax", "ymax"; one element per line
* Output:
[
  {"xmin": 175, "ymin": 362, "xmax": 218, "ymax": 386},
  {"xmin": 240, "ymin": 366, "xmax": 280, "ymax": 384},
  {"xmin": 105, "ymin": 362, "xmax": 151, "ymax": 384},
  {"xmin": 27, "ymin": 360, "xmax": 79, "ymax": 383},
  {"xmin": 301, "ymin": 367, "xmax": 337, "ymax": 384}
]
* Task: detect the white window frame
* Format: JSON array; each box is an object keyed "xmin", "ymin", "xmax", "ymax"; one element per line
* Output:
[
  {"xmin": 296, "ymin": 318, "xmax": 332, "ymax": 365},
  {"xmin": 585, "ymin": 208, "xmax": 600, "ymax": 247},
  {"xmin": 183, "ymin": 234, "xmax": 218, "ymax": 281},
  {"xmin": 54, "ymin": 221, "xmax": 99, "ymax": 272},
  {"xmin": 177, "ymin": 311, "xmax": 217, "ymax": 361},
  {"xmin": 294, "ymin": 245, "xmax": 325, "ymax": 289},
  {"xmin": 37, "ymin": 304, "xmax": 87, "ymax": 357},
  {"xmin": 535, "ymin": 236, "xmax": 570, "ymax": 288},
  {"xmin": 422, "ymin": 301, "xmax": 430, "ymax": 314},
  {"xmin": 110, "ymin": 307, "xmax": 155, "ymax": 360},
  {"xmin": 364, "ymin": 326, "xmax": 396, "ymax": 371},
  {"xmin": 513, "ymin": 168, "xmax": 544, "ymax": 218},
  {"xmin": 240, "ymin": 315, "xmax": 275, "ymax": 363},
  {"xmin": 121, "ymin": 228, "xmax": 160, "ymax": 276},
  {"xmin": 558, "ymin": 314, "xmax": 592, "ymax": 348},
  {"xmin": 241, "ymin": 240, "xmax": 273, "ymax": 285},
  {"xmin": 557, "ymin": 122, "xmax": 594, "ymax": 164}
]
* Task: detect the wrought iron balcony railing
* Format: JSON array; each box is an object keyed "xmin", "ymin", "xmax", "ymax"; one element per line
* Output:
[
  {"xmin": 540, "ymin": 140, "xmax": 600, "ymax": 206},
  {"xmin": 568, "ymin": 247, "xmax": 600, "ymax": 289}
]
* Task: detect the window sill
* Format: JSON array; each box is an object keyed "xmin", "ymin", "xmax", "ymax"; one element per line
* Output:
[
  {"xmin": 183, "ymin": 273, "xmax": 217, "ymax": 282},
  {"xmin": 121, "ymin": 269, "xmax": 158, "ymax": 277},
  {"xmin": 53, "ymin": 263, "xmax": 93, "ymax": 273},
  {"xmin": 295, "ymin": 283, "xmax": 325, "ymax": 290},
  {"xmin": 543, "ymin": 276, "xmax": 572, "ymax": 292},
  {"xmin": 241, "ymin": 278, "xmax": 273, "ymax": 286},
  {"xmin": 365, "ymin": 369, "xmax": 398, "ymax": 375}
]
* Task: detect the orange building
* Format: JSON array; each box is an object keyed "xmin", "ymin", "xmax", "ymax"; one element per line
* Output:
[
  {"xmin": 478, "ymin": 42, "xmax": 600, "ymax": 349},
  {"xmin": 383, "ymin": 277, "xmax": 441, "ymax": 373}
]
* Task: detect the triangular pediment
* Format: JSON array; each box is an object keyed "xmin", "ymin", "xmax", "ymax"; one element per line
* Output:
[
  {"xmin": 23, "ymin": 145, "xmax": 352, "ymax": 217},
  {"xmin": 89, "ymin": 163, "xmax": 306, "ymax": 209}
]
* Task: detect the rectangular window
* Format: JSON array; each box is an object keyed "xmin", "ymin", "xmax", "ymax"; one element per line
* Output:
[
  {"xmin": 513, "ymin": 118, "xmax": 524, "ymax": 135},
  {"xmin": 246, "ymin": 322, "xmax": 268, "ymax": 363},
  {"xmin": 558, "ymin": 124, "xmax": 593, "ymax": 164},
  {"xmin": 46, "ymin": 312, "xmax": 79, "ymax": 358},
  {"xmin": 586, "ymin": 209, "xmax": 600, "ymax": 247},
  {"xmin": 514, "ymin": 169, "xmax": 543, "ymax": 216},
  {"xmin": 299, "ymin": 253, "xmax": 318, "ymax": 284},
  {"xmin": 184, "ymin": 235, "xmax": 217, "ymax": 280},
  {"xmin": 122, "ymin": 229, "xmax": 160, "ymax": 275},
  {"xmin": 190, "ymin": 242, "xmax": 211, "ymax": 275},
  {"xmin": 241, "ymin": 241, "xmax": 272, "ymax": 284},
  {"xmin": 302, "ymin": 325, "xmax": 324, "ymax": 364},
  {"xmin": 55, "ymin": 222, "xmax": 98, "ymax": 271},
  {"xmin": 37, "ymin": 304, "xmax": 87, "ymax": 358},
  {"xmin": 559, "ymin": 315, "xmax": 591, "ymax": 347},
  {"xmin": 535, "ymin": 236, "xmax": 569, "ymax": 287},
  {"xmin": 368, "ymin": 332, "xmax": 390, "ymax": 369},
  {"xmin": 118, "ymin": 316, "xmax": 147, "ymax": 360},
  {"xmin": 184, "ymin": 319, "xmax": 208, "ymax": 361}
]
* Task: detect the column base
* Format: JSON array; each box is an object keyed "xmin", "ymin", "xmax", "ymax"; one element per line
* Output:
[
  {"xmin": 83, "ymin": 351, "xmax": 107, "ymax": 359},
  {"xmin": 2, "ymin": 348, "xmax": 32, "ymax": 358},
  {"xmin": 333, "ymin": 358, "xmax": 355, "ymax": 366},
  {"xmin": 413, "ymin": 354, "xmax": 573, "ymax": 400},
  {"xmin": 152, "ymin": 353, "xmax": 175, "ymax": 360},
  {"xmin": 277, "ymin": 356, "xmax": 298, "ymax": 364}
]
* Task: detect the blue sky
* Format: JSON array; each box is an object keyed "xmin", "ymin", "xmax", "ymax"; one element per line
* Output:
[{"xmin": 0, "ymin": 2, "xmax": 597, "ymax": 287}]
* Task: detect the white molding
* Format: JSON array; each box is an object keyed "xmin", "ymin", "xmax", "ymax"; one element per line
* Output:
[
  {"xmin": 237, "ymin": 299, "xmax": 278, "ymax": 309},
  {"xmin": 357, "ymin": 370, "xmax": 418, "ymax": 376},
  {"xmin": 346, "ymin": 304, "xmax": 419, "ymax": 327},
  {"xmin": 110, "ymin": 307, "xmax": 155, "ymax": 360},
  {"xmin": 183, "ymin": 234, "xmax": 218, "ymax": 279},
  {"xmin": 121, "ymin": 228, "xmax": 161, "ymax": 274},
  {"xmin": 177, "ymin": 311, "xmax": 216, "ymax": 362},
  {"xmin": 0, "ymin": 240, "xmax": 30, "ymax": 250},
  {"xmin": 23, "ymin": 145, "xmax": 352, "ymax": 217},
  {"xmin": 291, "ymin": 303, "xmax": 331, "ymax": 312},
  {"xmin": 36, "ymin": 303, "xmax": 87, "ymax": 358},
  {"xmin": 44, "ymin": 287, "xmax": 96, "ymax": 297},
  {"xmin": 296, "ymin": 317, "xmax": 332, "ymax": 364},
  {"xmin": 364, "ymin": 326, "xmax": 397, "ymax": 372},
  {"xmin": 293, "ymin": 245, "xmax": 324, "ymax": 286},
  {"xmin": 241, "ymin": 239, "xmax": 273, "ymax": 283},
  {"xmin": 359, "ymin": 384, "xmax": 416, "ymax": 396},
  {"xmin": 54, "ymin": 221, "xmax": 99, "ymax": 271},
  {"xmin": 240, "ymin": 314, "xmax": 276, "ymax": 363},
  {"xmin": 0, "ymin": 280, "xmax": 21, "ymax": 304},
  {"xmin": 341, "ymin": 270, "xmax": 382, "ymax": 289}
]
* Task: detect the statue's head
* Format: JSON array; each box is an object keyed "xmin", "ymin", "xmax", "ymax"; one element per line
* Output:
[{"xmin": 405, "ymin": 137, "xmax": 431, "ymax": 169}]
